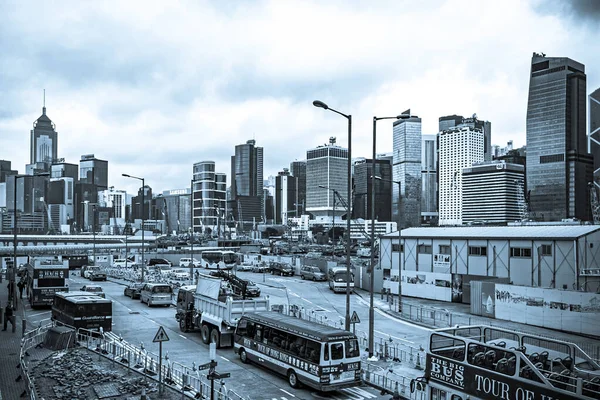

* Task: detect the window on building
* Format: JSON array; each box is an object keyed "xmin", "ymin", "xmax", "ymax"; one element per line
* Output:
[
  {"xmin": 392, "ymin": 244, "xmax": 404, "ymax": 253},
  {"xmin": 439, "ymin": 245, "xmax": 451, "ymax": 255},
  {"xmin": 510, "ymin": 247, "xmax": 532, "ymax": 258},
  {"xmin": 468, "ymin": 246, "xmax": 487, "ymax": 256},
  {"xmin": 540, "ymin": 244, "xmax": 552, "ymax": 256},
  {"xmin": 418, "ymin": 244, "xmax": 432, "ymax": 254}
]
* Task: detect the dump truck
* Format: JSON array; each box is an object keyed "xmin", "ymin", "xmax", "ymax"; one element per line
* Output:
[{"xmin": 175, "ymin": 274, "xmax": 269, "ymax": 347}]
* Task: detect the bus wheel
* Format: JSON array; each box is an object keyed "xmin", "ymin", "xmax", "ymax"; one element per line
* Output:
[
  {"xmin": 201, "ymin": 324, "xmax": 211, "ymax": 344},
  {"xmin": 287, "ymin": 369, "xmax": 300, "ymax": 389},
  {"xmin": 210, "ymin": 328, "xmax": 220, "ymax": 348},
  {"xmin": 239, "ymin": 348, "xmax": 249, "ymax": 364},
  {"xmin": 179, "ymin": 318, "xmax": 187, "ymax": 332}
]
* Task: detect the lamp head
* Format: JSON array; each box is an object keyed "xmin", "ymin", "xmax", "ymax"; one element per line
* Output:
[
  {"xmin": 313, "ymin": 100, "xmax": 328, "ymax": 110},
  {"xmin": 318, "ymin": 185, "xmax": 327, "ymax": 189},
  {"xmin": 396, "ymin": 109, "xmax": 411, "ymax": 119},
  {"xmin": 122, "ymin": 173, "xmax": 130, "ymax": 178}
]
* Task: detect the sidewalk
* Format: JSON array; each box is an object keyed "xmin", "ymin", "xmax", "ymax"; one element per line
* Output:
[{"xmin": 0, "ymin": 273, "xmax": 28, "ymax": 399}]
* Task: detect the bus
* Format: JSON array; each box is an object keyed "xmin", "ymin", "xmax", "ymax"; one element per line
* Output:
[
  {"xmin": 26, "ymin": 258, "xmax": 69, "ymax": 307},
  {"xmin": 201, "ymin": 250, "xmax": 238, "ymax": 270},
  {"xmin": 52, "ymin": 291, "xmax": 112, "ymax": 332},
  {"xmin": 63, "ymin": 254, "xmax": 89, "ymax": 270},
  {"xmin": 328, "ymin": 266, "xmax": 354, "ymax": 293},
  {"xmin": 419, "ymin": 324, "xmax": 600, "ymax": 400},
  {"xmin": 234, "ymin": 311, "xmax": 362, "ymax": 392}
]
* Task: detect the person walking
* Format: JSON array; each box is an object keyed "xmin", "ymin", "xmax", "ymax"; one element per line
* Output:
[
  {"xmin": 18, "ymin": 278, "xmax": 25, "ymax": 299},
  {"xmin": 2, "ymin": 302, "xmax": 16, "ymax": 333}
]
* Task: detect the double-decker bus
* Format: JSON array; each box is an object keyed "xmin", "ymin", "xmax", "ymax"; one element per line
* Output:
[
  {"xmin": 328, "ymin": 266, "xmax": 354, "ymax": 293},
  {"xmin": 234, "ymin": 311, "xmax": 362, "ymax": 391},
  {"xmin": 201, "ymin": 250, "xmax": 238, "ymax": 270},
  {"xmin": 63, "ymin": 254, "xmax": 89, "ymax": 270},
  {"xmin": 26, "ymin": 258, "xmax": 69, "ymax": 307},
  {"xmin": 52, "ymin": 291, "xmax": 112, "ymax": 331},
  {"xmin": 419, "ymin": 324, "xmax": 600, "ymax": 400}
]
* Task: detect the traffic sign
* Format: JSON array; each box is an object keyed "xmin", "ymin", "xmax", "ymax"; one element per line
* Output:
[
  {"xmin": 152, "ymin": 326, "xmax": 170, "ymax": 343},
  {"xmin": 198, "ymin": 361, "xmax": 215, "ymax": 371},
  {"xmin": 350, "ymin": 311, "xmax": 361, "ymax": 324}
]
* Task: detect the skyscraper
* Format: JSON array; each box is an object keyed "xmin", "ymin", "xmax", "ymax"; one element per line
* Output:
[
  {"xmin": 439, "ymin": 115, "xmax": 463, "ymax": 132},
  {"xmin": 79, "ymin": 154, "xmax": 108, "ymax": 188},
  {"xmin": 192, "ymin": 161, "xmax": 226, "ymax": 233},
  {"xmin": 30, "ymin": 104, "xmax": 58, "ymax": 168},
  {"xmin": 230, "ymin": 140, "xmax": 263, "ymax": 230},
  {"xmin": 421, "ymin": 134, "xmax": 438, "ymax": 225},
  {"xmin": 275, "ymin": 169, "xmax": 297, "ymax": 224},
  {"xmin": 590, "ymin": 88, "xmax": 600, "ymax": 182},
  {"xmin": 526, "ymin": 53, "xmax": 592, "ymax": 221},
  {"xmin": 393, "ymin": 116, "xmax": 422, "ymax": 228},
  {"xmin": 290, "ymin": 160, "xmax": 307, "ymax": 216},
  {"xmin": 352, "ymin": 158, "xmax": 392, "ymax": 222}
]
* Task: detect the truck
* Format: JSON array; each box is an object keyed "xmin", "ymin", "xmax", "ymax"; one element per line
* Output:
[{"xmin": 175, "ymin": 274, "xmax": 269, "ymax": 348}]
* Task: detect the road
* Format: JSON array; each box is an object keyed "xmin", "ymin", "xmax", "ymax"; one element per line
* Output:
[{"xmin": 24, "ymin": 270, "xmax": 431, "ymax": 400}]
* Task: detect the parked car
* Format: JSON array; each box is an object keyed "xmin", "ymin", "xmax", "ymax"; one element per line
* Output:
[
  {"xmin": 236, "ymin": 262, "xmax": 255, "ymax": 272},
  {"xmin": 251, "ymin": 263, "xmax": 269, "ymax": 273},
  {"xmin": 300, "ymin": 266, "xmax": 326, "ymax": 281},
  {"xmin": 179, "ymin": 258, "xmax": 201, "ymax": 268},
  {"xmin": 124, "ymin": 282, "xmax": 144, "ymax": 299},
  {"xmin": 113, "ymin": 258, "xmax": 132, "ymax": 268},
  {"xmin": 147, "ymin": 258, "xmax": 172, "ymax": 267},
  {"xmin": 269, "ymin": 262, "xmax": 294, "ymax": 276},
  {"xmin": 80, "ymin": 284, "xmax": 106, "ymax": 298},
  {"xmin": 169, "ymin": 268, "xmax": 190, "ymax": 281}
]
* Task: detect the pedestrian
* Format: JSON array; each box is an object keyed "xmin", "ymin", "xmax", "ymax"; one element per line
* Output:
[
  {"xmin": 17, "ymin": 279, "xmax": 24, "ymax": 299},
  {"xmin": 3, "ymin": 302, "xmax": 16, "ymax": 333}
]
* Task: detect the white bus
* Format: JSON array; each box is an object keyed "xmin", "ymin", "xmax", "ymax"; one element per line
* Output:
[
  {"xmin": 234, "ymin": 312, "xmax": 362, "ymax": 391},
  {"xmin": 200, "ymin": 250, "xmax": 238, "ymax": 270},
  {"xmin": 328, "ymin": 266, "xmax": 354, "ymax": 293}
]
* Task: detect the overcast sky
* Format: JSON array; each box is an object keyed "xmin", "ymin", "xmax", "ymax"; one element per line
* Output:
[{"xmin": 1, "ymin": 0, "xmax": 599, "ymax": 195}]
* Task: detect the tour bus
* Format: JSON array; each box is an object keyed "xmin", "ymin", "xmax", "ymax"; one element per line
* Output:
[
  {"xmin": 26, "ymin": 258, "xmax": 70, "ymax": 307},
  {"xmin": 140, "ymin": 283, "xmax": 173, "ymax": 306},
  {"xmin": 328, "ymin": 266, "xmax": 355, "ymax": 293},
  {"xmin": 52, "ymin": 291, "xmax": 112, "ymax": 332},
  {"xmin": 419, "ymin": 324, "xmax": 600, "ymax": 400},
  {"xmin": 234, "ymin": 311, "xmax": 362, "ymax": 391},
  {"xmin": 201, "ymin": 250, "xmax": 238, "ymax": 270}
]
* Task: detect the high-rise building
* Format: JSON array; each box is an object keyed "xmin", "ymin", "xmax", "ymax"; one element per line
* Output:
[
  {"xmin": 460, "ymin": 115, "xmax": 492, "ymax": 162},
  {"xmin": 79, "ymin": 154, "xmax": 108, "ymax": 189},
  {"xmin": 98, "ymin": 187, "xmax": 128, "ymax": 233},
  {"xmin": 439, "ymin": 115, "xmax": 463, "ymax": 132},
  {"xmin": 275, "ymin": 169, "xmax": 297, "ymax": 224},
  {"xmin": 438, "ymin": 126, "xmax": 485, "ymax": 225},
  {"xmin": 47, "ymin": 177, "xmax": 75, "ymax": 231},
  {"xmin": 306, "ymin": 137, "xmax": 348, "ymax": 220},
  {"xmin": 51, "ymin": 162, "xmax": 79, "ymax": 183},
  {"xmin": 590, "ymin": 88, "xmax": 600, "ymax": 182},
  {"xmin": 0, "ymin": 160, "xmax": 17, "ymax": 183},
  {"xmin": 352, "ymin": 158, "xmax": 392, "ymax": 222},
  {"xmin": 192, "ymin": 161, "xmax": 227, "ymax": 233},
  {"xmin": 230, "ymin": 140, "xmax": 263, "ymax": 230},
  {"xmin": 290, "ymin": 160, "xmax": 307, "ymax": 216},
  {"xmin": 526, "ymin": 53, "xmax": 592, "ymax": 221},
  {"xmin": 462, "ymin": 161, "xmax": 524, "ymax": 224},
  {"xmin": 4, "ymin": 174, "xmax": 48, "ymax": 233},
  {"xmin": 393, "ymin": 116, "xmax": 422, "ymax": 228},
  {"xmin": 421, "ymin": 134, "xmax": 438, "ymax": 225},
  {"xmin": 30, "ymin": 105, "xmax": 58, "ymax": 168}
]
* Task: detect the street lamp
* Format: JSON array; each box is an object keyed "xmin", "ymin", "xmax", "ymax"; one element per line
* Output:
[
  {"xmin": 370, "ymin": 111, "xmax": 411, "ymax": 357},
  {"xmin": 122, "ymin": 173, "xmax": 145, "ymax": 282},
  {"xmin": 190, "ymin": 178, "xmax": 194, "ymax": 284},
  {"xmin": 313, "ymin": 99, "xmax": 352, "ymax": 331}
]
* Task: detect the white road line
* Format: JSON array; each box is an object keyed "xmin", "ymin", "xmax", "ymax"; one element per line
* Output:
[
  {"xmin": 374, "ymin": 308, "xmax": 431, "ymax": 331},
  {"xmin": 346, "ymin": 386, "xmax": 378, "ymax": 398},
  {"xmin": 149, "ymin": 319, "xmax": 158, "ymax": 324},
  {"xmin": 178, "ymin": 334, "xmax": 187, "ymax": 339},
  {"xmin": 374, "ymin": 329, "xmax": 415, "ymax": 344},
  {"xmin": 288, "ymin": 291, "xmax": 332, "ymax": 312},
  {"xmin": 29, "ymin": 311, "xmax": 50, "ymax": 317},
  {"xmin": 220, "ymin": 356, "xmax": 229, "ymax": 362},
  {"xmin": 279, "ymin": 389, "xmax": 295, "ymax": 397}
]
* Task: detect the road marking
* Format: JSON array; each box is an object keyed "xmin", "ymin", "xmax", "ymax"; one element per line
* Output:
[
  {"xmin": 374, "ymin": 308, "xmax": 431, "ymax": 331},
  {"xmin": 346, "ymin": 387, "xmax": 378, "ymax": 398},
  {"xmin": 279, "ymin": 389, "xmax": 295, "ymax": 397},
  {"xmin": 220, "ymin": 356, "xmax": 229, "ymax": 362},
  {"xmin": 29, "ymin": 311, "xmax": 50, "ymax": 317},
  {"xmin": 288, "ymin": 291, "xmax": 332, "ymax": 312},
  {"xmin": 374, "ymin": 330, "xmax": 415, "ymax": 344},
  {"xmin": 178, "ymin": 334, "xmax": 187, "ymax": 339},
  {"xmin": 149, "ymin": 319, "xmax": 158, "ymax": 324}
]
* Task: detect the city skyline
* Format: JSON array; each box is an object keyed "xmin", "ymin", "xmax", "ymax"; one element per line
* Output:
[{"xmin": 1, "ymin": 1, "xmax": 600, "ymax": 195}]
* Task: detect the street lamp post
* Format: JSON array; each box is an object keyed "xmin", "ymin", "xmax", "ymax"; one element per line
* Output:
[
  {"xmin": 122, "ymin": 174, "xmax": 145, "ymax": 282},
  {"xmin": 313, "ymin": 100, "xmax": 352, "ymax": 331},
  {"xmin": 92, "ymin": 204, "xmax": 97, "ymax": 266},
  {"xmin": 190, "ymin": 178, "xmax": 194, "ymax": 284},
  {"xmin": 370, "ymin": 111, "xmax": 411, "ymax": 356}
]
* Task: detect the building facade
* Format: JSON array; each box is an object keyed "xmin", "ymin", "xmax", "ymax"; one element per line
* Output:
[
  {"xmin": 274, "ymin": 169, "xmax": 297, "ymax": 225},
  {"xmin": 192, "ymin": 161, "xmax": 227, "ymax": 234},
  {"xmin": 438, "ymin": 126, "xmax": 485, "ymax": 226},
  {"xmin": 289, "ymin": 160, "xmax": 307, "ymax": 216},
  {"xmin": 230, "ymin": 140, "xmax": 263, "ymax": 230},
  {"xmin": 590, "ymin": 88, "xmax": 600, "ymax": 182},
  {"xmin": 393, "ymin": 116, "xmax": 422, "ymax": 228},
  {"xmin": 79, "ymin": 154, "xmax": 108, "ymax": 189},
  {"xmin": 30, "ymin": 106, "xmax": 58, "ymax": 169},
  {"xmin": 462, "ymin": 161, "xmax": 524, "ymax": 224},
  {"xmin": 352, "ymin": 158, "xmax": 392, "ymax": 222},
  {"xmin": 421, "ymin": 134, "xmax": 438, "ymax": 225},
  {"xmin": 526, "ymin": 53, "xmax": 593, "ymax": 222}
]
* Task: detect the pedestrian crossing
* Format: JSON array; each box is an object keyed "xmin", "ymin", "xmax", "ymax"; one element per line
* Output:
[{"xmin": 269, "ymin": 386, "xmax": 380, "ymax": 399}]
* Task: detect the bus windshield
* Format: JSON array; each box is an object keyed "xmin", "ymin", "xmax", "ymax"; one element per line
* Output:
[
  {"xmin": 223, "ymin": 252, "xmax": 238, "ymax": 264},
  {"xmin": 332, "ymin": 272, "xmax": 352, "ymax": 282}
]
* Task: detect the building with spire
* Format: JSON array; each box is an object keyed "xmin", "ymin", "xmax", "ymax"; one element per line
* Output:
[{"xmin": 28, "ymin": 96, "xmax": 58, "ymax": 173}]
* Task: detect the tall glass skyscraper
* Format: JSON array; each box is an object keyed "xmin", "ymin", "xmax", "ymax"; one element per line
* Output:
[
  {"xmin": 230, "ymin": 140, "xmax": 263, "ymax": 229},
  {"xmin": 526, "ymin": 53, "xmax": 592, "ymax": 221},
  {"xmin": 393, "ymin": 116, "xmax": 422, "ymax": 228},
  {"xmin": 30, "ymin": 105, "xmax": 58, "ymax": 167}
]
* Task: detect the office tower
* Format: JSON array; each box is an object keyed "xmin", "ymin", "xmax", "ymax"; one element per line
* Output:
[
  {"xmin": 131, "ymin": 185, "xmax": 152, "ymax": 222},
  {"xmin": 438, "ymin": 126, "xmax": 485, "ymax": 225},
  {"xmin": 98, "ymin": 187, "xmax": 129, "ymax": 233},
  {"xmin": 30, "ymin": 104, "xmax": 58, "ymax": 168},
  {"xmin": 4, "ymin": 174, "xmax": 48, "ymax": 233},
  {"xmin": 439, "ymin": 115, "xmax": 463, "ymax": 132},
  {"xmin": 47, "ymin": 177, "xmax": 75, "ymax": 232},
  {"xmin": 275, "ymin": 169, "xmax": 297, "ymax": 224},
  {"xmin": 462, "ymin": 161, "xmax": 524, "ymax": 224},
  {"xmin": 590, "ymin": 88, "xmax": 600, "ymax": 182},
  {"xmin": 51, "ymin": 162, "xmax": 79, "ymax": 183},
  {"xmin": 230, "ymin": 140, "xmax": 263, "ymax": 230},
  {"xmin": 393, "ymin": 115, "xmax": 422, "ymax": 228},
  {"xmin": 460, "ymin": 115, "xmax": 492, "ymax": 162},
  {"xmin": 421, "ymin": 134, "xmax": 438, "ymax": 225},
  {"xmin": 290, "ymin": 160, "xmax": 307, "ymax": 215},
  {"xmin": 526, "ymin": 53, "xmax": 592, "ymax": 221},
  {"xmin": 352, "ymin": 158, "xmax": 392, "ymax": 221},
  {"xmin": 79, "ymin": 154, "xmax": 108, "ymax": 189},
  {"xmin": 306, "ymin": 137, "xmax": 348, "ymax": 220},
  {"xmin": 191, "ymin": 161, "xmax": 226, "ymax": 234},
  {"xmin": 0, "ymin": 160, "xmax": 18, "ymax": 183}
]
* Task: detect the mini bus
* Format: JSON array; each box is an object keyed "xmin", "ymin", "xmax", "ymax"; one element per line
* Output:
[
  {"xmin": 140, "ymin": 283, "xmax": 173, "ymax": 306},
  {"xmin": 328, "ymin": 267, "xmax": 354, "ymax": 293},
  {"xmin": 52, "ymin": 291, "xmax": 112, "ymax": 332},
  {"xmin": 234, "ymin": 311, "xmax": 362, "ymax": 391}
]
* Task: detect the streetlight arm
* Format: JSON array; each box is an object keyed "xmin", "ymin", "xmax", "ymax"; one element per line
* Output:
[{"xmin": 122, "ymin": 173, "xmax": 143, "ymax": 181}]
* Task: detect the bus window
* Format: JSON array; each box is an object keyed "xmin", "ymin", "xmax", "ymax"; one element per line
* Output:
[
  {"xmin": 346, "ymin": 338, "xmax": 360, "ymax": 358},
  {"xmin": 324, "ymin": 342, "xmax": 329, "ymax": 361},
  {"xmin": 237, "ymin": 319, "xmax": 248, "ymax": 337},
  {"xmin": 431, "ymin": 333, "xmax": 466, "ymax": 361},
  {"xmin": 306, "ymin": 341, "xmax": 320, "ymax": 362},
  {"xmin": 331, "ymin": 343, "xmax": 344, "ymax": 360}
]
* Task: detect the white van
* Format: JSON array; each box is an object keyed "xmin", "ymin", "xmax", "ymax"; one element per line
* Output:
[
  {"xmin": 140, "ymin": 283, "xmax": 173, "ymax": 306},
  {"xmin": 179, "ymin": 258, "xmax": 200, "ymax": 267},
  {"xmin": 113, "ymin": 259, "xmax": 131, "ymax": 268}
]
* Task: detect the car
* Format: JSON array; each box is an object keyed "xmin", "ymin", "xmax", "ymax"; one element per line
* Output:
[
  {"xmin": 229, "ymin": 277, "xmax": 261, "ymax": 297},
  {"xmin": 90, "ymin": 269, "xmax": 107, "ymax": 281},
  {"xmin": 179, "ymin": 258, "xmax": 201, "ymax": 268},
  {"xmin": 123, "ymin": 283, "xmax": 144, "ymax": 299},
  {"xmin": 269, "ymin": 262, "xmax": 294, "ymax": 276},
  {"xmin": 147, "ymin": 258, "xmax": 172, "ymax": 268},
  {"xmin": 209, "ymin": 270, "xmax": 230, "ymax": 279},
  {"xmin": 84, "ymin": 266, "xmax": 102, "ymax": 279},
  {"xmin": 251, "ymin": 263, "xmax": 269, "ymax": 273},
  {"xmin": 113, "ymin": 258, "xmax": 132, "ymax": 268},
  {"xmin": 236, "ymin": 263, "xmax": 254, "ymax": 272},
  {"xmin": 300, "ymin": 266, "xmax": 327, "ymax": 281},
  {"xmin": 169, "ymin": 268, "xmax": 190, "ymax": 281},
  {"xmin": 80, "ymin": 284, "xmax": 106, "ymax": 298}
]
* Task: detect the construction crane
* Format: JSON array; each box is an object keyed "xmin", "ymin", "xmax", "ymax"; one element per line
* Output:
[
  {"xmin": 589, "ymin": 182, "xmax": 600, "ymax": 224},
  {"xmin": 515, "ymin": 179, "xmax": 530, "ymax": 222}
]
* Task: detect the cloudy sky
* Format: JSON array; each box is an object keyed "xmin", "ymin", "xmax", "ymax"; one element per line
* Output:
[{"xmin": 1, "ymin": 0, "xmax": 599, "ymax": 195}]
